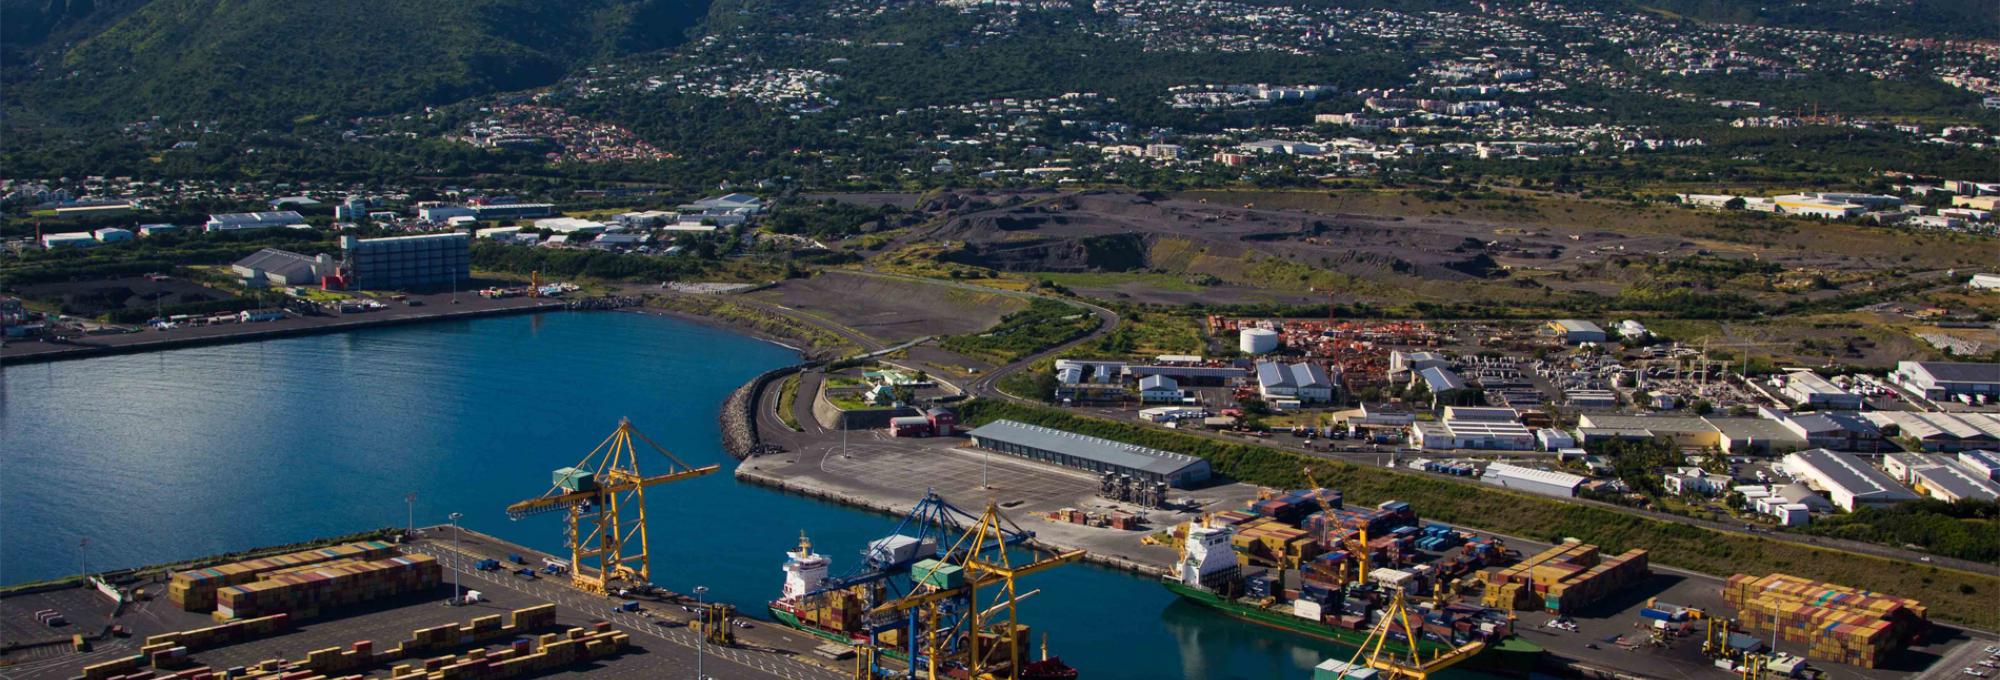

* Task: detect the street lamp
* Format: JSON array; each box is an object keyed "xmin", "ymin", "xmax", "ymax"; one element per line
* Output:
[
  {"xmin": 693, "ymin": 585, "xmax": 709, "ymax": 680},
  {"xmin": 405, "ymin": 492, "xmax": 417, "ymax": 536},
  {"xmin": 448, "ymin": 512, "xmax": 464, "ymax": 605}
]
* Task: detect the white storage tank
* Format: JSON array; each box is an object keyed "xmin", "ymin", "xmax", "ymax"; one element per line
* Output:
[{"xmin": 1240, "ymin": 328, "xmax": 1279, "ymax": 354}]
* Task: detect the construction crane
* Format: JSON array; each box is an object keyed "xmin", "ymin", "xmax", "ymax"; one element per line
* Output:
[
  {"xmin": 1334, "ymin": 588, "xmax": 1486, "ymax": 680},
  {"xmin": 505, "ymin": 418, "xmax": 720, "ymax": 594},
  {"xmin": 868, "ymin": 502, "xmax": 1083, "ymax": 680},
  {"xmin": 1303, "ymin": 467, "xmax": 1368, "ymax": 585}
]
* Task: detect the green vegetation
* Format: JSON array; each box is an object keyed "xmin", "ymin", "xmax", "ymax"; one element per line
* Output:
[
  {"xmin": 5, "ymin": 0, "xmax": 710, "ymax": 129},
  {"xmin": 1794, "ymin": 500, "xmax": 1999, "ymax": 564},
  {"xmin": 775, "ymin": 373, "xmax": 802, "ymax": 431},
  {"xmin": 764, "ymin": 200, "xmax": 904, "ymax": 240},
  {"xmin": 940, "ymin": 298, "xmax": 1099, "ymax": 364},
  {"xmin": 955, "ymin": 399, "xmax": 2000, "ymax": 629},
  {"xmin": 1082, "ymin": 309, "xmax": 1206, "ymax": 357},
  {"xmin": 643, "ymin": 295, "xmax": 857, "ymax": 359}
]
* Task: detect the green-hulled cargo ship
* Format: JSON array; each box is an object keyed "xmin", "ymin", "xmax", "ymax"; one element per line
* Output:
[{"xmin": 1167, "ymin": 524, "xmax": 1542, "ymax": 676}]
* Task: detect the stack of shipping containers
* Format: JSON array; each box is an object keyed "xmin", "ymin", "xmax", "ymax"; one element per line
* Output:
[
  {"xmin": 213, "ymin": 554, "xmax": 442, "ymax": 620},
  {"xmin": 1481, "ymin": 540, "xmax": 1648, "ymax": 614},
  {"xmin": 1722, "ymin": 573, "xmax": 1928, "ymax": 669},
  {"xmin": 168, "ymin": 541, "xmax": 398, "ymax": 612}
]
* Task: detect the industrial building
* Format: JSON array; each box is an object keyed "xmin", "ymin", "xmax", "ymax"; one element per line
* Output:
[
  {"xmin": 1959, "ymin": 449, "xmax": 2000, "ymax": 481},
  {"xmin": 1255, "ymin": 361, "xmax": 1335, "ymax": 405},
  {"xmin": 1883, "ymin": 453, "xmax": 2000, "ymax": 503},
  {"xmin": 1388, "ymin": 351, "xmax": 1448, "ymax": 379},
  {"xmin": 1477, "ymin": 463, "xmax": 1584, "ymax": 497},
  {"xmin": 343, "ymin": 233, "xmax": 470, "ymax": 290},
  {"xmin": 1779, "ymin": 371, "xmax": 1864, "ymax": 410},
  {"xmin": 1779, "ymin": 411, "xmax": 1886, "ymax": 452},
  {"xmin": 232, "ymin": 248, "xmax": 340, "ymax": 289},
  {"xmin": 1892, "ymin": 361, "xmax": 1999, "ymax": 402},
  {"xmin": 1138, "ymin": 375, "xmax": 1187, "ymax": 403},
  {"xmin": 472, "ymin": 203, "xmax": 555, "ymax": 220},
  {"xmin": 1576, "ymin": 414, "xmax": 1721, "ymax": 449},
  {"xmin": 1780, "ymin": 449, "xmax": 1920, "ymax": 511},
  {"xmin": 1862, "ymin": 410, "xmax": 2000, "ymax": 451},
  {"xmin": 206, "ymin": 211, "xmax": 307, "ymax": 232},
  {"xmin": 39, "ymin": 231, "xmax": 97, "ymax": 248},
  {"xmin": 1709, "ymin": 417, "xmax": 1807, "ymax": 455},
  {"xmin": 1412, "ymin": 407, "xmax": 1535, "ymax": 451},
  {"xmin": 965, "ymin": 419, "xmax": 1212, "ymax": 488},
  {"xmin": 1546, "ymin": 319, "xmax": 1605, "ymax": 344}
]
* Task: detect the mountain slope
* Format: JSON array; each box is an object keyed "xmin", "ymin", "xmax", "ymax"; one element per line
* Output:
[{"xmin": 3, "ymin": 0, "xmax": 709, "ymax": 128}]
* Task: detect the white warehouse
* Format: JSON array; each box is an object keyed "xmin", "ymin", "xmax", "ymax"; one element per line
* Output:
[
  {"xmin": 1780, "ymin": 449, "xmax": 1919, "ymax": 512},
  {"xmin": 1479, "ymin": 463, "xmax": 1585, "ymax": 498}
]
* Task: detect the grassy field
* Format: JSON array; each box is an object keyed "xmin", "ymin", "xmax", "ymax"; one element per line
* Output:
[
  {"xmin": 775, "ymin": 374, "xmax": 802, "ymax": 431},
  {"xmin": 940, "ymin": 298, "xmax": 1101, "ymax": 364},
  {"xmin": 956, "ymin": 400, "xmax": 2000, "ymax": 629},
  {"xmin": 1035, "ymin": 271, "xmax": 1206, "ymax": 293}
]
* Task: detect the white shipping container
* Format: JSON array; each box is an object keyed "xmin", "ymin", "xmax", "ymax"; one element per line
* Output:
[{"xmin": 1294, "ymin": 600, "xmax": 1323, "ymax": 621}]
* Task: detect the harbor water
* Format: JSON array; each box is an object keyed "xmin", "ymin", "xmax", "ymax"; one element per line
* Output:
[{"xmin": 4, "ymin": 310, "xmax": 1368, "ymax": 679}]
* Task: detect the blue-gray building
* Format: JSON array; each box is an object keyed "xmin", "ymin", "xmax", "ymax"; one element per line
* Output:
[
  {"xmin": 966, "ymin": 419, "xmax": 1212, "ymax": 488},
  {"xmin": 342, "ymin": 233, "xmax": 469, "ymax": 290}
]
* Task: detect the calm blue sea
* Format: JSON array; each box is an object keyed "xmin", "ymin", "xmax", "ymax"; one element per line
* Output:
[{"xmin": 0, "ymin": 311, "xmax": 1354, "ymax": 678}]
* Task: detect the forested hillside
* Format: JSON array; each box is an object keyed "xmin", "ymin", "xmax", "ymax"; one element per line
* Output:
[{"xmin": 1, "ymin": 0, "xmax": 711, "ymax": 128}]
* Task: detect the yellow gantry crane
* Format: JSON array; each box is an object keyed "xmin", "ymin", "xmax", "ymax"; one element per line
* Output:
[
  {"xmin": 505, "ymin": 418, "xmax": 720, "ymax": 594},
  {"xmin": 1336, "ymin": 588, "xmax": 1485, "ymax": 680},
  {"xmin": 1303, "ymin": 467, "xmax": 1368, "ymax": 584},
  {"xmin": 869, "ymin": 502, "xmax": 1083, "ymax": 680}
]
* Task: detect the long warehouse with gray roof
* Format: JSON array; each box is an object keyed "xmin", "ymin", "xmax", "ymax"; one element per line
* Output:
[{"xmin": 965, "ymin": 420, "xmax": 1213, "ymax": 488}]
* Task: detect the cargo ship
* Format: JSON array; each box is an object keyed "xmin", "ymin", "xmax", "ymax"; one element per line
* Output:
[
  {"xmin": 768, "ymin": 532, "xmax": 1079, "ymax": 679},
  {"xmin": 1164, "ymin": 523, "xmax": 1540, "ymax": 676}
]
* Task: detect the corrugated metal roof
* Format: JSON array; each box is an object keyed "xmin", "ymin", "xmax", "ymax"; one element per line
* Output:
[
  {"xmin": 1782, "ymin": 449, "xmax": 1919, "ymax": 504},
  {"xmin": 965, "ymin": 420, "xmax": 1208, "ymax": 476}
]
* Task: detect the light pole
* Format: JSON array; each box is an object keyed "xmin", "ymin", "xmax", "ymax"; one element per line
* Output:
[
  {"xmin": 405, "ymin": 492, "xmax": 417, "ymax": 536},
  {"xmin": 78, "ymin": 538, "xmax": 89, "ymax": 580},
  {"xmin": 448, "ymin": 512, "xmax": 464, "ymax": 605},
  {"xmin": 693, "ymin": 585, "xmax": 708, "ymax": 680}
]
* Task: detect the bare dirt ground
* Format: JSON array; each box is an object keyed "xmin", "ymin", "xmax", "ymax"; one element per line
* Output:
[
  {"xmin": 898, "ymin": 189, "xmax": 1719, "ymax": 305},
  {"xmin": 744, "ymin": 270, "xmax": 1026, "ymax": 345}
]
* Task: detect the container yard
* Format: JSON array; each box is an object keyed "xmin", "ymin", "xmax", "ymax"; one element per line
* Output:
[
  {"xmin": 1481, "ymin": 540, "xmax": 1649, "ymax": 614},
  {"xmin": 736, "ymin": 417, "xmax": 1996, "ymax": 680},
  {"xmin": 1721, "ymin": 572, "xmax": 1931, "ymax": 669},
  {"xmin": 167, "ymin": 541, "xmax": 400, "ymax": 612},
  {"xmin": 0, "ymin": 531, "xmax": 843, "ymax": 680}
]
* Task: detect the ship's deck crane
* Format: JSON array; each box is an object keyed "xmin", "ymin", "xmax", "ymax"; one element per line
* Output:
[
  {"xmin": 505, "ymin": 418, "xmax": 719, "ymax": 594},
  {"xmin": 1335, "ymin": 588, "xmax": 1486, "ymax": 680},
  {"xmin": 867, "ymin": 502, "xmax": 1083, "ymax": 680}
]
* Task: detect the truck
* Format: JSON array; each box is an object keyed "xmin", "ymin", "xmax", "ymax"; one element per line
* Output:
[
  {"xmin": 614, "ymin": 601, "xmax": 642, "ymax": 613},
  {"xmin": 475, "ymin": 559, "xmax": 502, "ymax": 571},
  {"xmin": 508, "ymin": 553, "xmax": 527, "ymax": 565},
  {"xmin": 513, "ymin": 568, "xmax": 539, "ymax": 579}
]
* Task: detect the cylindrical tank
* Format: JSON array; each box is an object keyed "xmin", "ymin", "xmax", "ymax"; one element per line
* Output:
[{"xmin": 1240, "ymin": 328, "xmax": 1279, "ymax": 354}]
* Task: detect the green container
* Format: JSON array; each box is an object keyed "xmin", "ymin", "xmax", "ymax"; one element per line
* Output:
[
  {"xmin": 553, "ymin": 467, "xmax": 597, "ymax": 492},
  {"xmin": 912, "ymin": 559, "xmax": 964, "ymax": 590}
]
